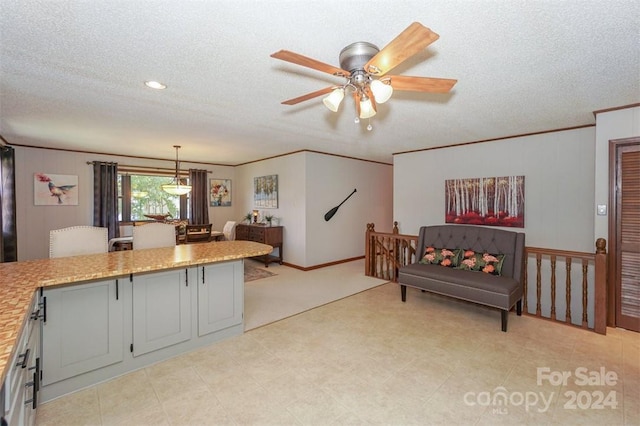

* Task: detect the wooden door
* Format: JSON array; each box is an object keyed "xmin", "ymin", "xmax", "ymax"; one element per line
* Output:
[{"xmin": 610, "ymin": 138, "xmax": 640, "ymax": 332}]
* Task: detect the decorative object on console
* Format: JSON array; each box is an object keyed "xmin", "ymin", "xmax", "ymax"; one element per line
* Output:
[
  {"xmin": 324, "ymin": 188, "xmax": 356, "ymax": 221},
  {"xmin": 445, "ymin": 176, "xmax": 525, "ymax": 228},
  {"xmin": 161, "ymin": 145, "xmax": 192, "ymax": 196},
  {"xmin": 34, "ymin": 173, "xmax": 78, "ymax": 205},
  {"xmin": 254, "ymin": 175, "xmax": 278, "ymax": 208},
  {"xmin": 252, "ymin": 210, "xmax": 259, "ymax": 223},
  {"xmin": 270, "ymin": 22, "xmax": 456, "ymax": 131},
  {"xmin": 209, "ymin": 178, "xmax": 231, "ymax": 206}
]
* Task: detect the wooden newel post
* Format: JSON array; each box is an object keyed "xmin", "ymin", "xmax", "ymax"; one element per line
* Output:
[
  {"xmin": 365, "ymin": 223, "xmax": 375, "ymax": 276},
  {"xmin": 594, "ymin": 238, "xmax": 607, "ymax": 335}
]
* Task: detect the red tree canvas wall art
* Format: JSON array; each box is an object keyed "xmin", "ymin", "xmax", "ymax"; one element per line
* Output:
[{"xmin": 445, "ymin": 176, "xmax": 525, "ymax": 227}]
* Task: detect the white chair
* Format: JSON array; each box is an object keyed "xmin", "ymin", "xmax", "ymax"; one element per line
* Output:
[
  {"xmin": 222, "ymin": 221, "xmax": 237, "ymax": 241},
  {"xmin": 49, "ymin": 226, "xmax": 109, "ymax": 258},
  {"xmin": 132, "ymin": 222, "xmax": 177, "ymax": 250}
]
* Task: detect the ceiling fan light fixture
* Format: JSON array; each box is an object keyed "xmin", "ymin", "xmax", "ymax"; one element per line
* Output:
[
  {"xmin": 161, "ymin": 145, "xmax": 192, "ymax": 196},
  {"xmin": 359, "ymin": 97, "xmax": 376, "ymax": 119},
  {"xmin": 370, "ymin": 79, "xmax": 393, "ymax": 104},
  {"xmin": 323, "ymin": 88, "xmax": 345, "ymax": 112}
]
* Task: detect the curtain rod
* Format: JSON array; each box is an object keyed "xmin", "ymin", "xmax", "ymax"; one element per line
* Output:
[{"xmin": 86, "ymin": 161, "xmax": 211, "ymax": 174}]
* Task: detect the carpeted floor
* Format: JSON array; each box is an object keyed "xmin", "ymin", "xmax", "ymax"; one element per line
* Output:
[{"xmin": 243, "ymin": 258, "xmax": 388, "ymax": 331}]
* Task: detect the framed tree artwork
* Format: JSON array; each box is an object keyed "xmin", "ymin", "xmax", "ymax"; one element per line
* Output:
[
  {"xmin": 209, "ymin": 178, "xmax": 231, "ymax": 206},
  {"xmin": 254, "ymin": 174, "xmax": 278, "ymax": 208},
  {"xmin": 445, "ymin": 175, "xmax": 525, "ymax": 227}
]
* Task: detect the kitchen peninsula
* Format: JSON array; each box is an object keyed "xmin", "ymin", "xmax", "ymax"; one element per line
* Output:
[{"xmin": 0, "ymin": 240, "xmax": 272, "ymax": 423}]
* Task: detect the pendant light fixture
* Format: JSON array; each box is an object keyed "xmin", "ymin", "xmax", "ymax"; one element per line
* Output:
[{"xmin": 161, "ymin": 145, "xmax": 192, "ymax": 196}]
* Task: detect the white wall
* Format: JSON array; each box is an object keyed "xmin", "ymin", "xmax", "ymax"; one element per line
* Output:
[
  {"xmin": 394, "ymin": 127, "xmax": 596, "ymax": 251},
  {"xmin": 236, "ymin": 152, "xmax": 393, "ymax": 268},
  {"xmin": 14, "ymin": 146, "xmax": 235, "ymax": 260},
  {"xmin": 235, "ymin": 152, "xmax": 307, "ymax": 266},
  {"xmin": 594, "ymin": 105, "xmax": 640, "ymax": 240},
  {"xmin": 305, "ymin": 152, "xmax": 393, "ymax": 266}
]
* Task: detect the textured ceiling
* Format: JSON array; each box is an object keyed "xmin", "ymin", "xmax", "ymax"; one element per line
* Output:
[{"xmin": 1, "ymin": 1, "xmax": 638, "ymax": 165}]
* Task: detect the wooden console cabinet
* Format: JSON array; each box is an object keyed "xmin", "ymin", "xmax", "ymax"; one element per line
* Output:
[{"xmin": 235, "ymin": 224, "xmax": 283, "ymax": 267}]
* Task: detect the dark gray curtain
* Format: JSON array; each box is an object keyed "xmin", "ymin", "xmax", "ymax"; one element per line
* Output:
[
  {"xmin": 189, "ymin": 169, "xmax": 209, "ymax": 225},
  {"xmin": 1, "ymin": 146, "xmax": 17, "ymax": 262},
  {"xmin": 93, "ymin": 162, "xmax": 118, "ymax": 239}
]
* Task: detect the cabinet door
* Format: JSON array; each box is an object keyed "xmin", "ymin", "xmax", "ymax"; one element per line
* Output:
[
  {"xmin": 197, "ymin": 261, "xmax": 243, "ymax": 336},
  {"xmin": 132, "ymin": 268, "xmax": 192, "ymax": 356},
  {"xmin": 42, "ymin": 280, "xmax": 124, "ymax": 386}
]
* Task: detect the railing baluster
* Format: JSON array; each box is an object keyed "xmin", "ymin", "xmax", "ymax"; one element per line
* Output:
[
  {"xmin": 523, "ymin": 255, "xmax": 528, "ymax": 312},
  {"xmin": 582, "ymin": 260, "xmax": 588, "ymax": 328},
  {"xmin": 536, "ymin": 254, "xmax": 542, "ymax": 316},
  {"xmin": 566, "ymin": 257, "xmax": 572, "ymax": 324},
  {"xmin": 550, "ymin": 255, "xmax": 557, "ymax": 321}
]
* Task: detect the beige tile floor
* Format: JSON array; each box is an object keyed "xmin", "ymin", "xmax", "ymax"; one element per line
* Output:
[{"xmin": 36, "ymin": 270, "xmax": 640, "ymax": 425}]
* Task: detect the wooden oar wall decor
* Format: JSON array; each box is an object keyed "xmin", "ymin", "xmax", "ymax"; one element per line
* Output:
[{"xmin": 324, "ymin": 189, "xmax": 357, "ymax": 221}]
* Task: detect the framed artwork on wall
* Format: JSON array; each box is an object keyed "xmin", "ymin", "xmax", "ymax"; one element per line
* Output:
[
  {"xmin": 210, "ymin": 178, "xmax": 231, "ymax": 206},
  {"xmin": 254, "ymin": 174, "xmax": 278, "ymax": 208},
  {"xmin": 445, "ymin": 175, "xmax": 525, "ymax": 227},
  {"xmin": 34, "ymin": 173, "xmax": 78, "ymax": 205}
]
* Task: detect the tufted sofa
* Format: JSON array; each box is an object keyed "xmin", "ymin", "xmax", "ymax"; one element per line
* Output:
[{"xmin": 398, "ymin": 225, "xmax": 525, "ymax": 332}]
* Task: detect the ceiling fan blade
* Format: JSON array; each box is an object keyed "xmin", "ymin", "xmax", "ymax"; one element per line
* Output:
[
  {"xmin": 354, "ymin": 91, "xmax": 361, "ymax": 117},
  {"xmin": 388, "ymin": 75, "xmax": 457, "ymax": 93},
  {"xmin": 271, "ymin": 50, "xmax": 349, "ymax": 77},
  {"xmin": 281, "ymin": 86, "xmax": 334, "ymax": 105},
  {"xmin": 365, "ymin": 22, "xmax": 440, "ymax": 77}
]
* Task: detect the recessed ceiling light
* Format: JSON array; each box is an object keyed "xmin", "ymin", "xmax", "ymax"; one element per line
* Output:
[{"xmin": 144, "ymin": 80, "xmax": 167, "ymax": 90}]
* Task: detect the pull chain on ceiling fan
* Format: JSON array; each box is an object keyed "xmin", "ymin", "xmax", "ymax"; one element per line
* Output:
[{"xmin": 271, "ymin": 22, "xmax": 457, "ymax": 130}]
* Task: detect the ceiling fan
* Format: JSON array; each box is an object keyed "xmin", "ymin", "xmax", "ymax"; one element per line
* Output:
[{"xmin": 271, "ymin": 22, "xmax": 457, "ymax": 130}]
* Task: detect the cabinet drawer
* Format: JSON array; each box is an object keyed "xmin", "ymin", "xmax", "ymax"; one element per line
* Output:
[{"xmin": 248, "ymin": 229, "xmax": 264, "ymax": 242}]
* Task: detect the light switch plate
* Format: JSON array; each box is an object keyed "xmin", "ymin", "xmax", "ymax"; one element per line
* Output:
[{"xmin": 597, "ymin": 204, "xmax": 607, "ymax": 215}]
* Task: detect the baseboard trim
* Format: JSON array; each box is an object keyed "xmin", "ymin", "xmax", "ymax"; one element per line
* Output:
[{"xmin": 282, "ymin": 256, "xmax": 365, "ymax": 271}]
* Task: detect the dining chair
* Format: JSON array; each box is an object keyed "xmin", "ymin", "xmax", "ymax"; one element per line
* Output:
[
  {"xmin": 132, "ymin": 222, "xmax": 177, "ymax": 249},
  {"xmin": 222, "ymin": 221, "xmax": 237, "ymax": 241},
  {"xmin": 49, "ymin": 226, "xmax": 109, "ymax": 258},
  {"xmin": 185, "ymin": 224, "xmax": 213, "ymax": 243}
]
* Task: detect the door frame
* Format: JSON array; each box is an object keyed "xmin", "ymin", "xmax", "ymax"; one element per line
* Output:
[{"xmin": 607, "ymin": 136, "xmax": 640, "ymax": 327}]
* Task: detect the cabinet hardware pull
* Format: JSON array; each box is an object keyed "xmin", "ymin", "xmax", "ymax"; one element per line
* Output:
[
  {"xmin": 202, "ymin": 267, "xmax": 205, "ymax": 284},
  {"xmin": 116, "ymin": 279, "xmax": 119, "ymax": 300},
  {"xmin": 25, "ymin": 371, "xmax": 37, "ymax": 408},
  {"xmin": 17, "ymin": 348, "xmax": 30, "ymax": 368},
  {"xmin": 185, "ymin": 269, "xmax": 189, "ymax": 287},
  {"xmin": 43, "ymin": 296, "xmax": 47, "ymax": 323}
]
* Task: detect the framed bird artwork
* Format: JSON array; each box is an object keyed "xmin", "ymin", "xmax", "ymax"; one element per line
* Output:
[{"xmin": 34, "ymin": 173, "xmax": 78, "ymax": 205}]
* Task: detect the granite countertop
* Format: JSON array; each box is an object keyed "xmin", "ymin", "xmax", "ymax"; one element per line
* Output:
[{"xmin": 0, "ymin": 240, "xmax": 272, "ymax": 385}]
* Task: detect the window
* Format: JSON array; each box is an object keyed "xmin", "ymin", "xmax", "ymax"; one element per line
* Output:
[{"xmin": 119, "ymin": 174, "xmax": 189, "ymax": 222}]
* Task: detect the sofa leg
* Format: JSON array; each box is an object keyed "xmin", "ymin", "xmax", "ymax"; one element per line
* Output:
[
  {"xmin": 516, "ymin": 299, "xmax": 522, "ymax": 316},
  {"xmin": 501, "ymin": 310, "xmax": 508, "ymax": 332},
  {"xmin": 400, "ymin": 285, "xmax": 406, "ymax": 302}
]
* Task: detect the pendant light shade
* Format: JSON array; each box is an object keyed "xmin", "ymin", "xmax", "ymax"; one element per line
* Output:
[
  {"xmin": 161, "ymin": 145, "xmax": 192, "ymax": 195},
  {"xmin": 359, "ymin": 96, "xmax": 377, "ymax": 119},
  {"xmin": 370, "ymin": 79, "xmax": 393, "ymax": 104},
  {"xmin": 323, "ymin": 88, "xmax": 345, "ymax": 112}
]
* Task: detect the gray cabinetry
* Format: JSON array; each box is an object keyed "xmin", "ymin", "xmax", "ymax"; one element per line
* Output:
[
  {"xmin": 132, "ymin": 268, "xmax": 192, "ymax": 356},
  {"xmin": 4, "ymin": 293, "xmax": 41, "ymax": 426},
  {"xmin": 197, "ymin": 261, "xmax": 243, "ymax": 337},
  {"xmin": 42, "ymin": 280, "xmax": 123, "ymax": 386}
]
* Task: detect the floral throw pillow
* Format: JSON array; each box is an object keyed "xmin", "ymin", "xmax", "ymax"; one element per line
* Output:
[
  {"xmin": 419, "ymin": 247, "xmax": 462, "ymax": 267},
  {"xmin": 457, "ymin": 250, "xmax": 505, "ymax": 276}
]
